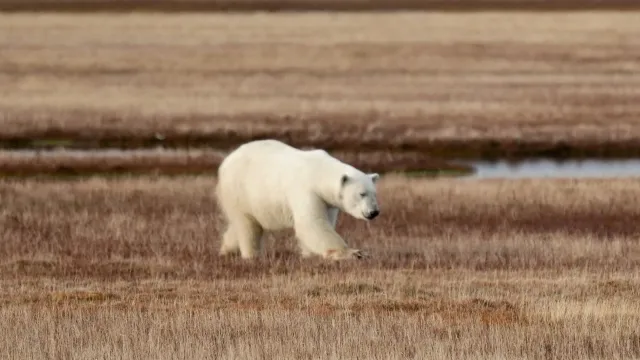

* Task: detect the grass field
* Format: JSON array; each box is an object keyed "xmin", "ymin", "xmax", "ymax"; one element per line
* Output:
[
  {"xmin": 2, "ymin": 0, "xmax": 640, "ymax": 12},
  {"xmin": 2, "ymin": 11, "xmax": 640, "ymax": 158},
  {"xmin": 1, "ymin": 176, "xmax": 639, "ymax": 358},
  {"xmin": 2, "ymin": 6, "xmax": 640, "ymax": 359}
]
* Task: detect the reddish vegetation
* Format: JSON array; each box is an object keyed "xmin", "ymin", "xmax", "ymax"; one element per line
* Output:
[{"xmin": 1, "ymin": 176, "xmax": 639, "ymax": 280}]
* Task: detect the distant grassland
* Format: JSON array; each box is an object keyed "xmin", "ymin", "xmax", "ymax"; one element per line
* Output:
[
  {"xmin": 2, "ymin": 0, "xmax": 640, "ymax": 12},
  {"xmin": 1, "ymin": 12, "xmax": 640, "ymax": 160}
]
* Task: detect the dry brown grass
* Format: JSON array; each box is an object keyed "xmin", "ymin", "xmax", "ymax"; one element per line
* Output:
[
  {"xmin": 1, "ymin": 0, "xmax": 639, "ymax": 12},
  {"xmin": 2, "ymin": 12, "xmax": 640, "ymax": 157},
  {"xmin": 2, "ymin": 273, "xmax": 640, "ymax": 359},
  {"xmin": 3, "ymin": 175, "xmax": 639, "ymax": 277},
  {"xmin": 1, "ymin": 175, "xmax": 640, "ymax": 358},
  {"xmin": 2, "ymin": 9, "xmax": 640, "ymax": 357}
]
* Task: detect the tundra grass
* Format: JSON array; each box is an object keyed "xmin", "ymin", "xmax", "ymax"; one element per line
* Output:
[
  {"xmin": 0, "ymin": 175, "xmax": 639, "ymax": 358},
  {"xmin": 1, "ymin": 0, "xmax": 639, "ymax": 12},
  {"xmin": 1, "ymin": 12, "xmax": 640, "ymax": 159}
]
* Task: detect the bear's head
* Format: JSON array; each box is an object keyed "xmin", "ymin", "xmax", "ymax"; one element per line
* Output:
[{"xmin": 338, "ymin": 172, "xmax": 380, "ymax": 221}]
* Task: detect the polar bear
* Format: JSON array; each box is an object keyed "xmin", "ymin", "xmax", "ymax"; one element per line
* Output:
[{"xmin": 215, "ymin": 139, "xmax": 380, "ymax": 260}]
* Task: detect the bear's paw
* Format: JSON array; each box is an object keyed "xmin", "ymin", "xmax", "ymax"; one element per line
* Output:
[{"xmin": 325, "ymin": 248, "xmax": 369, "ymax": 260}]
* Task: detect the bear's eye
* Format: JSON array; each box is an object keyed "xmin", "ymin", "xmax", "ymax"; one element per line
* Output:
[{"xmin": 359, "ymin": 192, "xmax": 366, "ymax": 198}]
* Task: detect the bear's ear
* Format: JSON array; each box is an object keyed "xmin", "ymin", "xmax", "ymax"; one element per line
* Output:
[
  {"xmin": 369, "ymin": 173, "xmax": 380, "ymax": 183},
  {"xmin": 340, "ymin": 174, "xmax": 350, "ymax": 187}
]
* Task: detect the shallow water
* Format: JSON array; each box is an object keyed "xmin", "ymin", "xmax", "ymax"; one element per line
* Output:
[{"xmin": 463, "ymin": 159, "xmax": 640, "ymax": 179}]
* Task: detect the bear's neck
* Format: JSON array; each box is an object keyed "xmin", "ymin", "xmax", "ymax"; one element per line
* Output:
[
  {"xmin": 322, "ymin": 185, "xmax": 342, "ymax": 209},
  {"xmin": 317, "ymin": 164, "xmax": 361, "ymax": 210},
  {"xmin": 305, "ymin": 154, "xmax": 362, "ymax": 210}
]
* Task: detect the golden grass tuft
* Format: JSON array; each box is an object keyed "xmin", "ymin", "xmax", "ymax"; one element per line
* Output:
[{"xmin": 49, "ymin": 291, "xmax": 120, "ymax": 303}]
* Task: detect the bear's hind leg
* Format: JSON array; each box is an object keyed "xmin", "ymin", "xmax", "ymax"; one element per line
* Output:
[
  {"xmin": 298, "ymin": 241, "xmax": 313, "ymax": 258},
  {"xmin": 219, "ymin": 226, "xmax": 240, "ymax": 256},
  {"xmin": 235, "ymin": 215, "xmax": 265, "ymax": 259}
]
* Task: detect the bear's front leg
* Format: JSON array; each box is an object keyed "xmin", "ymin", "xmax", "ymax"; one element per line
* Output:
[
  {"xmin": 292, "ymin": 212, "xmax": 365, "ymax": 260},
  {"xmin": 290, "ymin": 194, "xmax": 366, "ymax": 260},
  {"xmin": 294, "ymin": 222, "xmax": 365, "ymax": 260},
  {"xmin": 326, "ymin": 207, "xmax": 339, "ymax": 230},
  {"xmin": 321, "ymin": 208, "xmax": 365, "ymax": 259}
]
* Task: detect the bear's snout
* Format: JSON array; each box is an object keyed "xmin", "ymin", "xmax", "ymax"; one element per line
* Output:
[{"xmin": 365, "ymin": 209, "xmax": 380, "ymax": 220}]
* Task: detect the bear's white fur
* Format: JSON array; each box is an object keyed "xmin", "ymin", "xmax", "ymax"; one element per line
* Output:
[{"xmin": 216, "ymin": 139, "xmax": 381, "ymax": 260}]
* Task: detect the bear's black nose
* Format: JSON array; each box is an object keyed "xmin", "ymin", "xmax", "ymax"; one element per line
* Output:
[{"xmin": 366, "ymin": 210, "xmax": 379, "ymax": 220}]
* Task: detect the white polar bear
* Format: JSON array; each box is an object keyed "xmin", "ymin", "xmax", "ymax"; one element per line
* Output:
[{"xmin": 215, "ymin": 139, "xmax": 381, "ymax": 260}]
